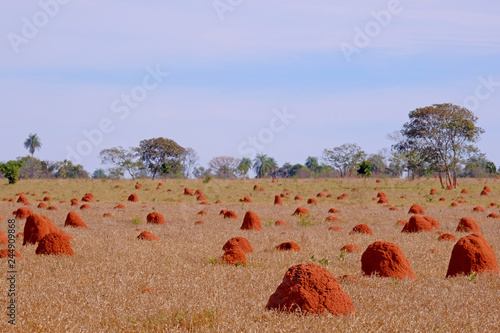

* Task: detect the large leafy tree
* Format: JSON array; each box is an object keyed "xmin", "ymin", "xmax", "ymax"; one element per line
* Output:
[
  {"xmin": 99, "ymin": 146, "xmax": 144, "ymax": 179},
  {"xmin": 393, "ymin": 103, "xmax": 484, "ymax": 188},
  {"xmin": 253, "ymin": 154, "xmax": 277, "ymax": 178},
  {"xmin": 136, "ymin": 138, "xmax": 185, "ymax": 180},
  {"xmin": 0, "ymin": 160, "xmax": 23, "ymax": 184},
  {"xmin": 322, "ymin": 143, "xmax": 366, "ymax": 177},
  {"xmin": 24, "ymin": 133, "xmax": 42, "ymax": 157}
]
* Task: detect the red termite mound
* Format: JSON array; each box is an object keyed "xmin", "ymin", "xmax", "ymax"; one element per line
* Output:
[
  {"xmin": 423, "ymin": 216, "xmax": 440, "ymax": 229},
  {"xmin": 430, "ymin": 189, "xmax": 437, "ymax": 195},
  {"xmin": 274, "ymin": 195, "xmax": 283, "ymax": 205},
  {"xmin": 483, "ymin": 186, "xmax": 491, "ymax": 193},
  {"xmin": 197, "ymin": 210, "xmax": 207, "ymax": 215},
  {"xmin": 341, "ymin": 244, "xmax": 362, "ymax": 253},
  {"xmin": 0, "ymin": 249, "xmax": 22, "ymax": 259},
  {"xmin": 480, "ymin": 190, "xmax": 489, "ymax": 196},
  {"xmin": 329, "ymin": 226, "xmax": 342, "ymax": 231},
  {"xmin": 401, "ymin": 215, "xmax": 434, "ymax": 233},
  {"xmin": 103, "ymin": 213, "xmax": 112, "ymax": 217},
  {"xmin": 114, "ymin": 204, "xmax": 126, "ymax": 209},
  {"xmin": 197, "ymin": 194, "xmax": 207, "ymax": 201},
  {"xmin": 439, "ymin": 197, "xmax": 446, "ymax": 201},
  {"xmin": 146, "ymin": 212, "xmax": 165, "ymax": 224},
  {"xmin": 184, "ymin": 187, "xmax": 194, "ymax": 196},
  {"xmin": 266, "ymin": 263, "xmax": 355, "ymax": 315},
  {"xmin": 37, "ymin": 203, "xmax": 47, "ymax": 209},
  {"xmin": 377, "ymin": 198, "xmax": 389, "ymax": 204},
  {"xmin": 221, "ymin": 248, "xmax": 247, "ymax": 265},
  {"xmin": 253, "ymin": 185, "xmax": 260, "ymax": 190},
  {"xmin": 487, "ymin": 213, "xmax": 500, "ymax": 219},
  {"xmin": 438, "ymin": 233, "xmax": 457, "ymax": 242},
  {"xmin": 64, "ymin": 211, "xmax": 87, "ymax": 229},
  {"xmin": 135, "ymin": 183, "xmax": 142, "ymax": 190},
  {"xmin": 377, "ymin": 192, "xmax": 387, "ymax": 199},
  {"xmin": 473, "ymin": 206, "xmax": 485, "ymax": 212},
  {"xmin": 70, "ymin": 198, "xmax": 79, "ymax": 206},
  {"xmin": 14, "ymin": 207, "xmax": 33, "ymax": 219},
  {"xmin": 0, "ymin": 231, "xmax": 7, "ymax": 246},
  {"xmin": 451, "ymin": 202, "xmax": 459, "ymax": 207},
  {"xmin": 128, "ymin": 194, "xmax": 139, "ymax": 202},
  {"xmin": 137, "ymin": 231, "xmax": 159, "ymax": 241},
  {"xmin": 325, "ymin": 216, "xmax": 341, "ymax": 222},
  {"xmin": 456, "ymin": 217, "xmax": 481, "ymax": 233},
  {"xmin": 275, "ymin": 220, "xmax": 288, "ymax": 226},
  {"xmin": 81, "ymin": 193, "xmax": 94, "ymax": 202},
  {"xmin": 350, "ymin": 224, "xmax": 373, "ymax": 235},
  {"xmin": 223, "ymin": 211, "xmax": 237, "ymax": 219},
  {"xmin": 240, "ymin": 211, "xmax": 262, "ymax": 231},
  {"xmin": 47, "ymin": 206, "xmax": 57, "ymax": 211},
  {"xmin": 361, "ymin": 241, "xmax": 416, "ymax": 280},
  {"xmin": 461, "ymin": 189, "xmax": 469, "ymax": 194},
  {"xmin": 222, "ymin": 237, "xmax": 253, "ymax": 254},
  {"xmin": 408, "ymin": 204, "xmax": 425, "ymax": 215},
  {"xmin": 80, "ymin": 204, "xmax": 91, "ymax": 210},
  {"xmin": 23, "ymin": 214, "xmax": 64, "ymax": 245},
  {"xmin": 276, "ymin": 242, "xmax": 301, "ymax": 252},
  {"xmin": 328, "ymin": 208, "xmax": 340, "ymax": 214},
  {"xmin": 17, "ymin": 194, "xmax": 31, "ymax": 205},
  {"xmin": 316, "ymin": 192, "xmax": 327, "ymax": 198},
  {"xmin": 292, "ymin": 207, "xmax": 310, "ymax": 216},
  {"xmin": 42, "ymin": 196, "xmax": 51, "ymax": 201},
  {"xmin": 294, "ymin": 196, "xmax": 303, "ymax": 200},
  {"xmin": 35, "ymin": 233, "xmax": 74, "ymax": 256},
  {"xmin": 240, "ymin": 196, "xmax": 252, "ymax": 203},
  {"xmin": 446, "ymin": 233, "xmax": 499, "ymax": 277},
  {"xmin": 307, "ymin": 198, "xmax": 318, "ymax": 204}
]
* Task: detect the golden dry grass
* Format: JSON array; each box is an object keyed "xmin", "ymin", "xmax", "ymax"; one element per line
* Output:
[{"xmin": 0, "ymin": 177, "xmax": 499, "ymax": 332}]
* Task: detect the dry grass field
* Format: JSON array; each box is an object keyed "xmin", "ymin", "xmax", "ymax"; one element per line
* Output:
[{"xmin": 1, "ymin": 177, "xmax": 499, "ymax": 332}]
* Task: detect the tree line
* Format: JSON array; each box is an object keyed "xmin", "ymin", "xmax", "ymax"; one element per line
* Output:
[{"xmin": 1, "ymin": 104, "xmax": 497, "ymax": 186}]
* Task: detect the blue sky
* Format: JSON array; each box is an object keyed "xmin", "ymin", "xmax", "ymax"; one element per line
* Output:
[{"xmin": 1, "ymin": 1, "xmax": 499, "ymax": 175}]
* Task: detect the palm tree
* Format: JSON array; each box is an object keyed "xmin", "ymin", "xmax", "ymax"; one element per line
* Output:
[
  {"xmin": 305, "ymin": 156, "xmax": 320, "ymax": 173},
  {"xmin": 253, "ymin": 154, "xmax": 277, "ymax": 178},
  {"xmin": 24, "ymin": 133, "xmax": 42, "ymax": 157}
]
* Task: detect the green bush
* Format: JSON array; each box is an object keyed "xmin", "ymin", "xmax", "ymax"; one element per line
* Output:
[{"xmin": 0, "ymin": 160, "xmax": 23, "ymax": 184}]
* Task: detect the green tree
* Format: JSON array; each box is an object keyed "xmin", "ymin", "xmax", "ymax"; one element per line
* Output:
[
  {"xmin": 99, "ymin": 146, "xmax": 145, "ymax": 179},
  {"xmin": 357, "ymin": 160, "xmax": 372, "ymax": 178},
  {"xmin": 136, "ymin": 138, "xmax": 185, "ymax": 180},
  {"xmin": 322, "ymin": 143, "xmax": 366, "ymax": 177},
  {"xmin": 0, "ymin": 160, "xmax": 23, "ymax": 184},
  {"xmin": 93, "ymin": 168, "xmax": 107, "ymax": 179},
  {"xmin": 305, "ymin": 156, "xmax": 320, "ymax": 173},
  {"xmin": 24, "ymin": 133, "xmax": 42, "ymax": 157},
  {"xmin": 253, "ymin": 154, "xmax": 277, "ymax": 178},
  {"xmin": 53, "ymin": 160, "xmax": 89, "ymax": 179},
  {"xmin": 394, "ymin": 103, "xmax": 484, "ymax": 188},
  {"xmin": 237, "ymin": 157, "xmax": 253, "ymax": 178}
]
